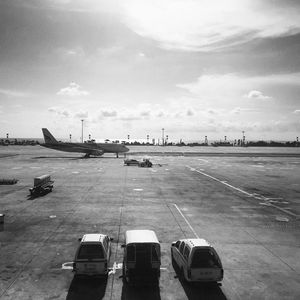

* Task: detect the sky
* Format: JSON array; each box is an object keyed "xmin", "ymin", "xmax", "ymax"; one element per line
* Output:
[{"xmin": 0, "ymin": 0, "xmax": 300, "ymax": 142}]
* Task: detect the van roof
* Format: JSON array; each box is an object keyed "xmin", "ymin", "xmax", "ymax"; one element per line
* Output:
[
  {"xmin": 125, "ymin": 230, "xmax": 159, "ymax": 244},
  {"xmin": 183, "ymin": 238, "xmax": 211, "ymax": 248},
  {"xmin": 81, "ymin": 234, "xmax": 107, "ymax": 243}
]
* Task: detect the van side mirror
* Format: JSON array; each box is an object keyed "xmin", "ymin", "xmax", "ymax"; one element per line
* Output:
[
  {"xmin": 78, "ymin": 238, "xmax": 82, "ymax": 242},
  {"xmin": 121, "ymin": 244, "xmax": 125, "ymax": 248},
  {"xmin": 109, "ymin": 237, "xmax": 114, "ymax": 241},
  {"xmin": 171, "ymin": 242, "xmax": 176, "ymax": 247}
]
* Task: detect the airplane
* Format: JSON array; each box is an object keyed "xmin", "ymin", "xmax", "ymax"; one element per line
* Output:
[{"xmin": 41, "ymin": 128, "xmax": 129, "ymax": 158}]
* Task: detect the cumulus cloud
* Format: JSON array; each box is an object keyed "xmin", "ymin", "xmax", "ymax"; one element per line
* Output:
[
  {"xmin": 0, "ymin": 88, "xmax": 30, "ymax": 98},
  {"xmin": 122, "ymin": 0, "xmax": 300, "ymax": 51},
  {"xmin": 57, "ymin": 82, "xmax": 90, "ymax": 97},
  {"xmin": 74, "ymin": 111, "xmax": 89, "ymax": 118},
  {"xmin": 48, "ymin": 107, "xmax": 71, "ymax": 117},
  {"xmin": 140, "ymin": 111, "xmax": 151, "ymax": 117},
  {"xmin": 206, "ymin": 109, "xmax": 219, "ymax": 115},
  {"xmin": 186, "ymin": 108, "xmax": 196, "ymax": 116},
  {"xmin": 231, "ymin": 107, "xmax": 259, "ymax": 114},
  {"xmin": 99, "ymin": 110, "xmax": 117, "ymax": 117},
  {"xmin": 293, "ymin": 110, "xmax": 300, "ymax": 114},
  {"xmin": 245, "ymin": 90, "xmax": 272, "ymax": 100}
]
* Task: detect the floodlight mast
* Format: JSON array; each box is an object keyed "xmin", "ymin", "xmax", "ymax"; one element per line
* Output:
[{"xmin": 81, "ymin": 119, "xmax": 84, "ymax": 143}]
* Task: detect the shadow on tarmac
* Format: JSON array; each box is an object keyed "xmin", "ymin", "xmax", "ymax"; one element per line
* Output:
[
  {"xmin": 66, "ymin": 276, "xmax": 108, "ymax": 300},
  {"xmin": 32, "ymin": 156, "xmax": 124, "ymax": 160},
  {"xmin": 26, "ymin": 190, "xmax": 51, "ymax": 200},
  {"xmin": 172, "ymin": 260, "xmax": 227, "ymax": 300},
  {"xmin": 121, "ymin": 283, "xmax": 161, "ymax": 300},
  {"xmin": 178, "ymin": 280, "xmax": 227, "ymax": 300},
  {"xmin": 32, "ymin": 156, "xmax": 88, "ymax": 160}
]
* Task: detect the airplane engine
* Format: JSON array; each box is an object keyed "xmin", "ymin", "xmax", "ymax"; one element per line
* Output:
[{"xmin": 90, "ymin": 149, "xmax": 104, "ymax": 156}]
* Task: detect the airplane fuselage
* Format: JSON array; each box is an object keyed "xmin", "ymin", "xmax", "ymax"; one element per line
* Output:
[
  {"xmin": 41, "ymin": 128, "xmax": 129, "ymax": 157},
  {"xmin": 41, "ymin": 142, "xmax": 129, "ymax": 156}
]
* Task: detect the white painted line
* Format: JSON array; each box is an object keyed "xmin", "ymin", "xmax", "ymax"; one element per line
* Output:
[
  {"xmin": 186, "ymin": 165, "xmax": 253, "ymax": 197},
  {"xmin": 186, "ymin": 165, "xmax": 299, "ymax": 218},
  {"xmin": 61, "ymin": 262, "xmax": 73, "ymax": 270},
  {"xmin": 197, "ymin": 159, "xmax": 209, "ymax": 163},
  {"xmin": 109, "ymin": 262, "xmax": 122, "ymax": 275},
  {"xmin": 172, "ymin": 203, "xmax": 199, "ymax": 238}
]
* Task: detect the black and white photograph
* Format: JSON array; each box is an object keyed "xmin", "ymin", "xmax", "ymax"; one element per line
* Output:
[{"xmin": 0, "ymin": 0, "xmax": 299, "ymax": 299}]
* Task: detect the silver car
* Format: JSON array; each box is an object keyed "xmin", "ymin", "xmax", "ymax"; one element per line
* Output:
[{"xmin": 171, "ymin": 238, "xmax": 223, "ymax": 283}]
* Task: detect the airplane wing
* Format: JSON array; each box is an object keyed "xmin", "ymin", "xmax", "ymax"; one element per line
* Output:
[{"xmin": 71, "ymin": 145, "xmax": 104, "ymax": 156}]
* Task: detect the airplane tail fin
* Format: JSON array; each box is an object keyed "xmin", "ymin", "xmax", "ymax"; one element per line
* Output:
[{"xmin": 42, "ymin": 128, "xmax": 58, "ymax": 144}]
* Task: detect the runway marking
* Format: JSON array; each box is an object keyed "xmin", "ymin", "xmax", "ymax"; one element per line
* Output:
[
  {"xmin": 109, "ymin": 262, "xmax": 122, "ymax": 275},
  {"xmin": 172, "ymin": 203, "xmax": 199, "ymax": 238},
  {"xmin": 61, "ymin": 262, "xmax": 73, "ymax": 270},
  {"xmin": 197, "ymin": 159, "xmax": 209, "ymax": 163},
  {"xmin": 186, "ymin": 165, "xmax": 299, "ymax": 218}
]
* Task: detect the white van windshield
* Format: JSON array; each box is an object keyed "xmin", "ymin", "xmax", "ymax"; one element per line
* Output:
[
  {"xmin": 191, "ymin": 249, "xmax": 220, "ymax": 268},
  {"xmin": 78, "ymin": 244, "xmax": 104, "ymax": 259}
]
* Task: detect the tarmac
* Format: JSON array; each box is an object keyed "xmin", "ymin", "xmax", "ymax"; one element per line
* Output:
[{"xmin": 0, "ymin": 146, "xmax": 299, "ymax": 300}]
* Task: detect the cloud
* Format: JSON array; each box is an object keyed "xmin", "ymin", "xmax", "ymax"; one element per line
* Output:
[
  {"xmin": 230, "ymin": 107, "xmax": 258, "ymax": 114},
  {"xmin": 74, "ymin": 111, "xmax": 89, "ymax": 119},
  {"xmin": 177, "ymin": 73, "xmax": 297, "ymax": 101},
  {"xmin": 122, "ymin": 0, "xmax": 300, "ymax": 51},
  {"xmin": 101, "ymin": 110, "xmax": 117, "ymax": 117},
  {"xmin": 293, "ymin": 110, "xmax": 300, "ymax": 114},
  {"xmin": 186, "ymin": 108, "xmax": 195, "ymax": 116},
  {"xmin": 245, "ymin": 90, "xmax": 272, "ymax": 100},
  {"xmin": 48, "ymin": 106, "xmax": 71, "ymax": 117},
  {"xmin": 57, "ymin": 82, "xmax": 90, "ymax": 97},
  {"xmin": 140, "ymin": 110, "xmax": 151, "ymax": 117},
  {"xmin": 0, "ymin": 88, "xmax": 30, "ymax": 98},
  {"xmin": 206, "ymin": 109, "xmax": 219, "ymax": 115}
]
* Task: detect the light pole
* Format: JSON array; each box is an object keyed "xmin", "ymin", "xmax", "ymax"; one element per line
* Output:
[
  {"xmin": 242, "ymin": 131, "xmax": 245, "ymax": 146},
  {"xmin": 162, "ymin": 128, "xmax": 165, "ymax": 146},
  {"xmin": 81, "ymin": 119, "xmax": 84, "ymax": 143}
]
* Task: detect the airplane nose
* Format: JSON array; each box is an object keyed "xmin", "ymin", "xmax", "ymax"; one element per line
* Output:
[{"xmin": 124, "ymin": 145, "xmax": 129, "ymax": 152}]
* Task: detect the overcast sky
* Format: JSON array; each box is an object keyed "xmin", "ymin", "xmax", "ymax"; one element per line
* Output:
[{"xmin": 0, "ymin": 0, "xmax": 300, "ymax": 142}]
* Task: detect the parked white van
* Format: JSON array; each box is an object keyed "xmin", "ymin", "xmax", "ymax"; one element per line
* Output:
[
  {"xmin": 73, "ymin": 234, "xmax": 112, "ymax": 277},
  {"xmin": 171, "ymin": 238, "xmax": 223, "ymax": 283},
  {"xmin": 122, "ymin": 230, "xmax": 161, "ymax": 284}
]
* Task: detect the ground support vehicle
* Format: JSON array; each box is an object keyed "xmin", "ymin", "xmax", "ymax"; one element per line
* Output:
[
  {"xmin": 73, "ymin": 233, "xmax": 112, "ymax": 277},
  {"xmin": 124, "ymin": 159, "xmax": 139, "ymax": 166},
  {"xmin": 138, "ymin": 159, "xmax": 152, "ymax": 167},
  {"xmin": 29, "ymin": 174, "xmax": 54, "ymax": 196},
  {"xmin": 122, "ymin": 230, "xmax": 161, "ymax": 285},
  {"xmin": 171, "ymin": 238, "xmax": 223, "ymax": 284},
  {"xmin": 124, "ymin": 158, "xmax": 153, "ymax": 167}
]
